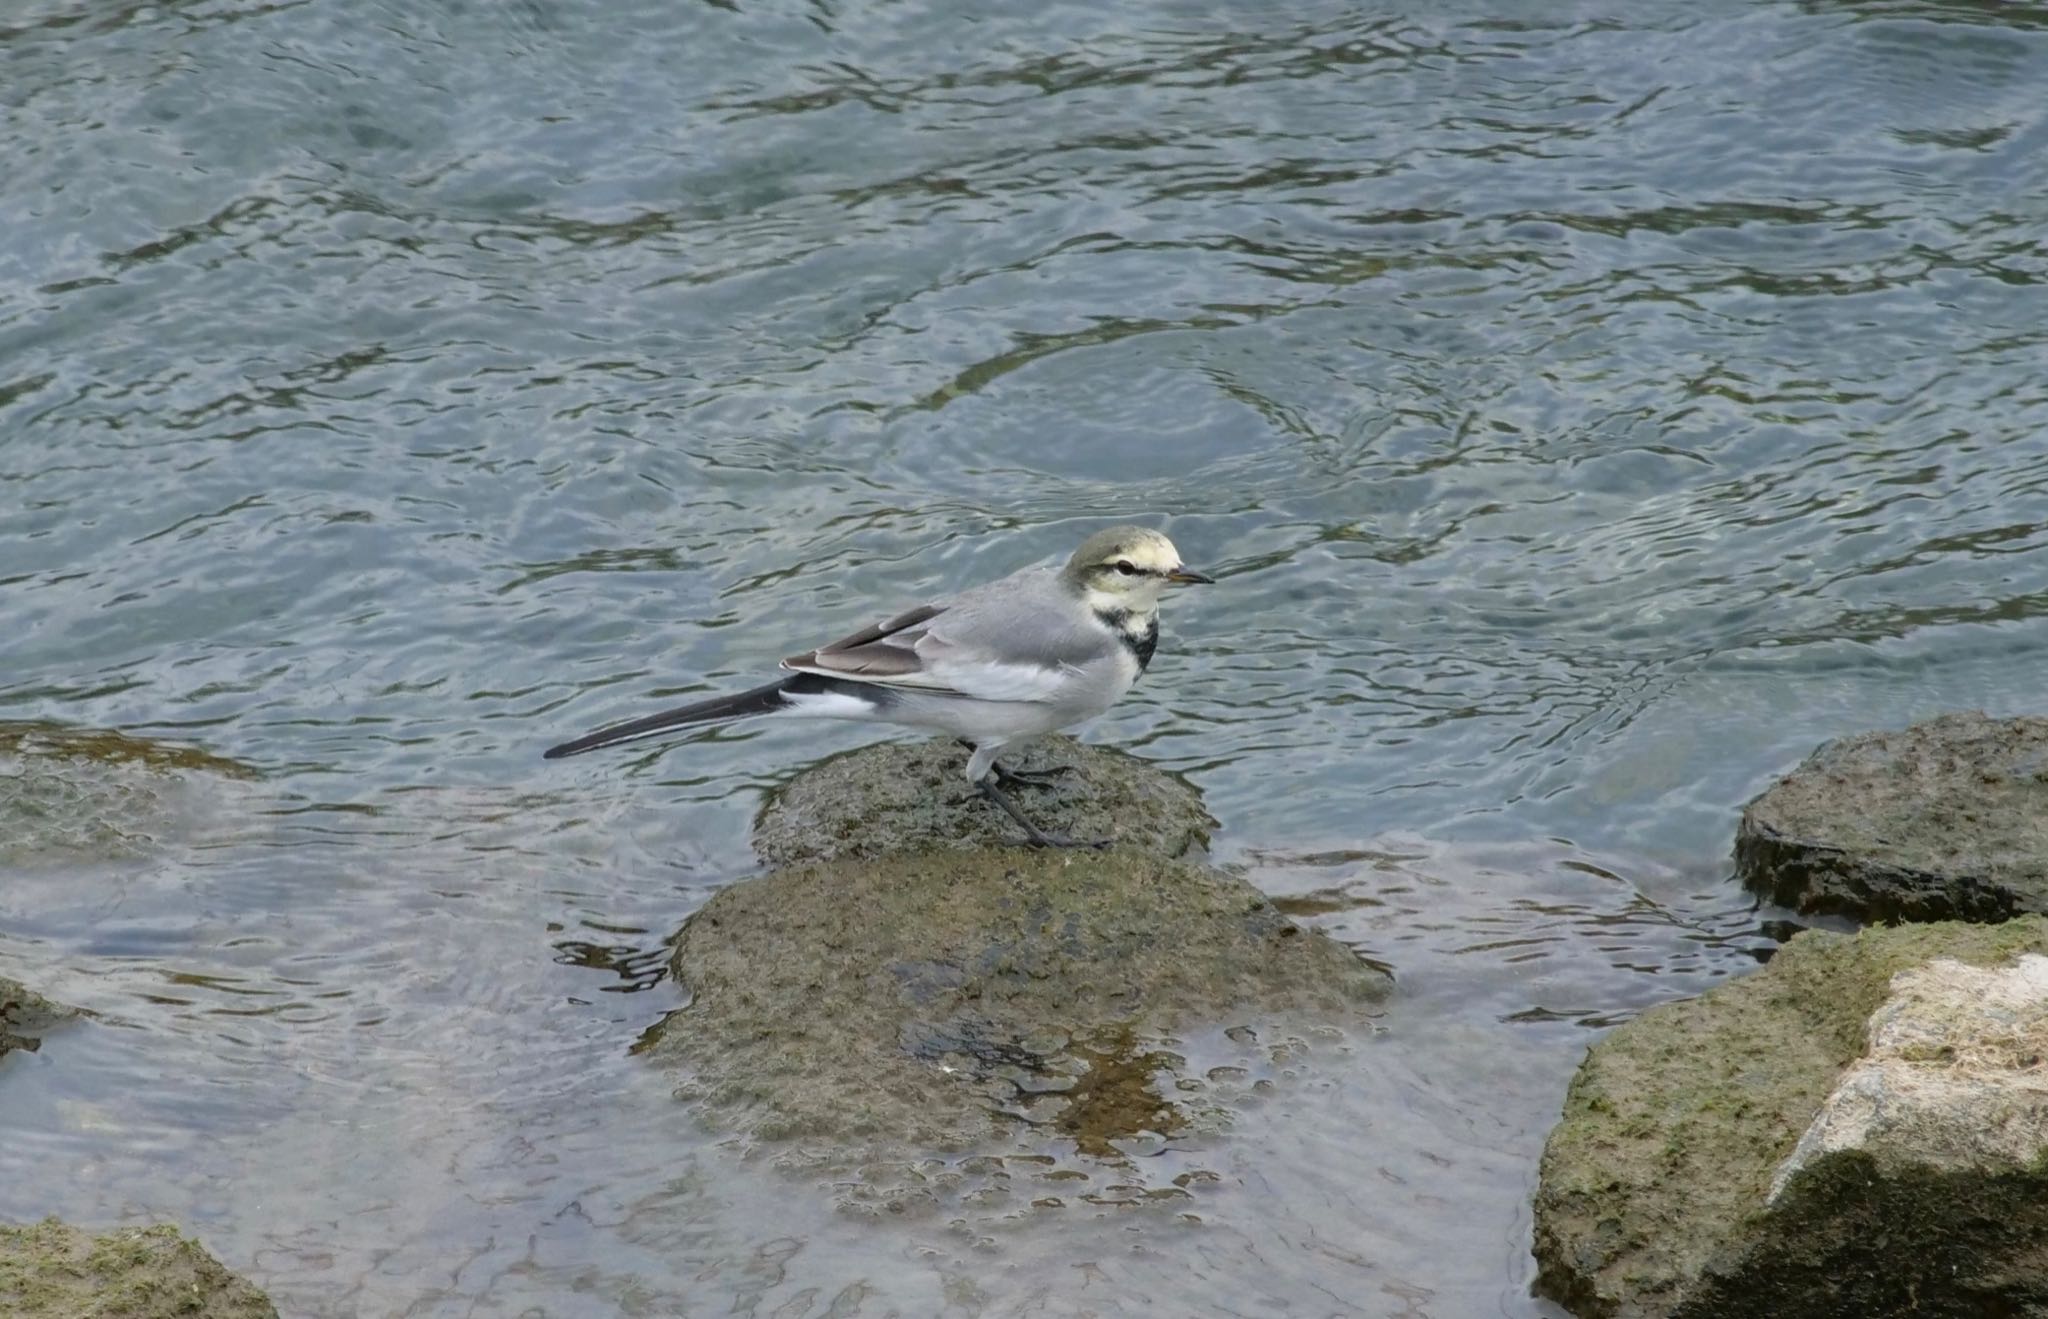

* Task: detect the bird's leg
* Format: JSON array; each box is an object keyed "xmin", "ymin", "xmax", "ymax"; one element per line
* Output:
[
  {"xmin": 956, "ymin": 739, "xmax": 1076, "ymax": 791},
  {"xmin": 992, "ymin": 761, "xmax": 1078, "ymax": 791},
  {"xmin": 977, "ymin": 776, "xmax": 1110, "ymax": 851}
]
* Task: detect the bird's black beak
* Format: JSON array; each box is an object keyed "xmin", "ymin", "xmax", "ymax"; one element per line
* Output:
[{"xmin": 1165, "ymin": 566, "xmax": 1213, "ymax": 585}]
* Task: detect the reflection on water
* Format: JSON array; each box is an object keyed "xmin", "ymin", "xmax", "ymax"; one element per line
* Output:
[{"xmin": 4, "ymin": 0, "xmax": 2048, "ymax": 1312}]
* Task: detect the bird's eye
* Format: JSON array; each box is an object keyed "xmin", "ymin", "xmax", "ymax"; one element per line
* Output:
[{"xmin": 1115, "ymin": 560, "xmax": 1138, "ymax": 576}]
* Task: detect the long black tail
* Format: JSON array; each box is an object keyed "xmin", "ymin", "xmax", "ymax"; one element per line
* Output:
[{"xmin": 543, "ymin": 675, "xmax": 834, "ymax": 760}]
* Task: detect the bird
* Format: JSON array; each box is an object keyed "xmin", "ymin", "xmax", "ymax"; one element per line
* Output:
[{"xmin": 542, "ymin": 525, "xmax": 1211, "ymax": 848}]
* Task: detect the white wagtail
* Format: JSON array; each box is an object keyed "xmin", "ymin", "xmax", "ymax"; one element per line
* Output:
[{"xmin": 543, "ymin": 526, "xmax": 1211, "ymax": 847}]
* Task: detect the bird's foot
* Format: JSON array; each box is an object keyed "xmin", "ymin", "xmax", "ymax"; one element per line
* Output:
[
  {"xmin": 977, "ymin": 778, "xmax": 1110, "ymax": 850},
  {"xmin": 991, "ymin": 760, "xmax": 1078, "ymax": 791}
]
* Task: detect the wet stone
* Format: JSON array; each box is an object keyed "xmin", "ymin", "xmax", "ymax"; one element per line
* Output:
[
  {"xmin": 649, "ymin": 846, "xmax": 1388, "ymax": 1216},
  {"xmin": 0, "ymin": 1219, "xmax": 277, "ymax": 1319},
  {"xmin": 751, "ymin": 734, "xmax": 1213, "ymax": 867},
  {"xmin": 1736, "ymin": 711, "xmax": 2048, "ymax": 921},
  {"xmin": 0, "ymin": 980, "xmax": 76, "ymax": 1062},
  {"xmin": 1533, "ymin": 916, "xmax": 2048, "ymax": 1319},
  {"xmin": 0, "ymin": 721, "xmax": 254, "ymax": 868}
]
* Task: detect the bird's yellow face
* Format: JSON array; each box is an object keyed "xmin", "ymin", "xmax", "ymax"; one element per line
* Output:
[{"xmin": 1067, "ymin": 526, "xmax": 1212, "ymax": 613}]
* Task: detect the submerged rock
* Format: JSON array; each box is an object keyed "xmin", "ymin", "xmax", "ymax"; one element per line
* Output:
[
  {"xmin": 655, "ymin": 738, "xmax": 1384, "ymax": 1213},
  {"xmin": 0, "ymin": 979, "xmax": 75, "ymax": 1061},
  {"xmin": 1533, "ymin": 916, "xmax": 2048, "ymax": 1319},
  {"xmin": 0, "ymin": 721, "xmax": 254, "ymax": 868},
  {"xmin": 651, "ymin": 843, "xmax": 1387, "ymax": 1213},
  {"xmin": 1736, "ymin": 711, "xmax": 2048, "ymax": 921},
  {"xmin": 752, "ymin": 734, "xmax": 1212, "ymax": 867},
  {"xmin": 0, "ymin": 1218, "xmax": 276, "ymax": 1319}
]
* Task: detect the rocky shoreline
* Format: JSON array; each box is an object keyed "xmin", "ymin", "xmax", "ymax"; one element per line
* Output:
[
  {"xmin": 1, "ymin": 729, "xmax": 278, "ymax": 1318},
  {"xmin": 1535, "ymin": 712, "xmax": 2048, "ymax": 1317},
  {"xmin": 0, "ymin": 976, "xmax": 275, "ymax": 1318},
  {"xmin": 11, "ymin": 712, "xmax": 2048, "ymax": 1313}
]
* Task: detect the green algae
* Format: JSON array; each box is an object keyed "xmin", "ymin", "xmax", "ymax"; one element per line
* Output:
[
  {"xmin": 0, "ymin": 723, "xmax": 254, "ymax": 778},
  {"xmin": 1534, "ymin": 916, "xmax": 2048, "ymax": 1318},
  {"xmin": 0, "ymin": 1219, "xmax": 277, "ymax": 1319},
  {"xmin": 1056, "ymin": 1025, "xmax": 1190, "ymax": 1159}
]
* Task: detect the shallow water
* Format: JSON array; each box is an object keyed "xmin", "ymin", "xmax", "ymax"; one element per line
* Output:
[{"xmin": 4, "ymin": 0, "xmax": 2047, "ymax": 1313}]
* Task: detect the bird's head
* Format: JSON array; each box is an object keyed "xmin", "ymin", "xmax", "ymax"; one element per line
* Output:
[{"xmin": 1063, "ymin": 525, "xmax": 1212, "ymax": 612}]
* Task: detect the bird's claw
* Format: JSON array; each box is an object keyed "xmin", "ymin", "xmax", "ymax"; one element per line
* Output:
[
  {"xmin": 976, "ymin": 777, "xmax": 1111, "ymax": 850},
  {"xmin": 992, "ymin": 762, "xmax": 1078, "ymax": 791}
]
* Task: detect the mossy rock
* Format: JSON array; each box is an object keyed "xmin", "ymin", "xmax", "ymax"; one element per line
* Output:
[
  {"xmin": 1533, "ymin": 916, "xmax": 2048, "ymax": 1318},
  {"xmin": 0, "ymin": 1219, "xmax": 277, "ymax": 1319},
  {"xmin": 1, "ymin": 979, "xmax": 76, "ymax": 1061},
  {"xmin": 1737, "ymin": 712, "xmax": 2048, "ymax": 921},
  {"xmin": 752, "ymin": 734, "xmax": 1212, "ymax": 867},
  {"xmin": 648, "ymin": 847, "xmax": 1388, "ymax": 1214}
]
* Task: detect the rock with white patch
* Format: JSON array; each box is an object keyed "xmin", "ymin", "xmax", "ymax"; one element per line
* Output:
[
  {"xmin": 1535, "ymin": 917, "xmax": 2048, "ymax": 1318},
  {"xmin": 1768, "ymin": 954, "xmax": 2048, "ymax": 1203}
]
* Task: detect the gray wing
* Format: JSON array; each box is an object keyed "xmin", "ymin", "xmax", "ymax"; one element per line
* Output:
[{"xmin": 780, "ymin": 566, "xmax": 1111, "ymax": 703}]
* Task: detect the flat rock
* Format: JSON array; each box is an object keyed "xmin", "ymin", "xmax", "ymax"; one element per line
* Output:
[
  {"xmin": 1533, "ymin": 916, "xmax": 2048, "ymax": 1319},
  {"xmin": 0, "ymin": 1218, "xmax": 277, "ymax": 1319},
  {"xmin": 751, "ymin": 734, "xmax": 1213, "ymax": 867},
  {"xmin": 649, "ymin": 847, "xmax": 1388, "ymax": 1215},
  {"xmin": 1736, "ymin": 711, "xmax": 2048, "ymax": 921}
]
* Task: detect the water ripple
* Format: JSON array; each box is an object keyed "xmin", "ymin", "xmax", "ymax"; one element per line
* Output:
[{"xmin": 6, "ymin": 0, "xmax": 2048, "ymax": 1313}]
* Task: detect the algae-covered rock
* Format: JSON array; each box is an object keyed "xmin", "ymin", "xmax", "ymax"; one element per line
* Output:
[
  {"xmin": 752, "ymin": 735, "xmax": 1212, "ymax": 867},
  {"xmin": 1736, "ymin": 712, "xmax": 2048, "ymax": 921},
  {"xmin": 661, "ymin": 737, "xmax": 1379, "ymax": 1214},
  {"xmin": 649, "ymin": 847, "xmax": 1387, "ymax": 1214},
  {"xmin": 1533, "ymin": 916, "xmax": 2048, "ymax": 1318},
  {"xmin": 0, "ymin": 721, "xmax": 254, "ymax": 868},
  {"xmin": 0, "ymin": 1218, "xmax": 277, "ymax": 1319},
  {"xmin": 1, "ymin": 979, "xmax": 76, "ymax": 1060}
]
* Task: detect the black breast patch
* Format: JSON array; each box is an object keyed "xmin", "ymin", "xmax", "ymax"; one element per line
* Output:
[
  {"xmin": 1098, "ymin": 608, "xmax": 1159, "ymax": 672},
  {"xmin": 1131, "ymin": 617, "xmax": 1159, "ymax": 671}
]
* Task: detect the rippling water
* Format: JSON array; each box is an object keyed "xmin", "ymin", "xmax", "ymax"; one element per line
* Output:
[{"xmin": 4, "ymin": 0, "xmax": 2047, "ymax": 1313}]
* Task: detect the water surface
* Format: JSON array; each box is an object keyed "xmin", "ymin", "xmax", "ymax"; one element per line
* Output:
[{"xmin": 4, "ymin": 0, "xmax": 2047, "ymax": 1314}]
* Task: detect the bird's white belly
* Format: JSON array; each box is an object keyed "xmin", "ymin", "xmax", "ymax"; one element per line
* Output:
[
  {"xmin": 885, "ymin": 647, "xmax": 1137, "ymax": 744},
  {"xmin": 887, "ymin": 691, "xmax": 1103, "ymax": 743}
]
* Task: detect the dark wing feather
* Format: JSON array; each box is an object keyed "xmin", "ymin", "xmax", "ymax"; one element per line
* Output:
[{"xmin": 781, "ymin": 602, "xmax": 945, "ymax": 677}]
